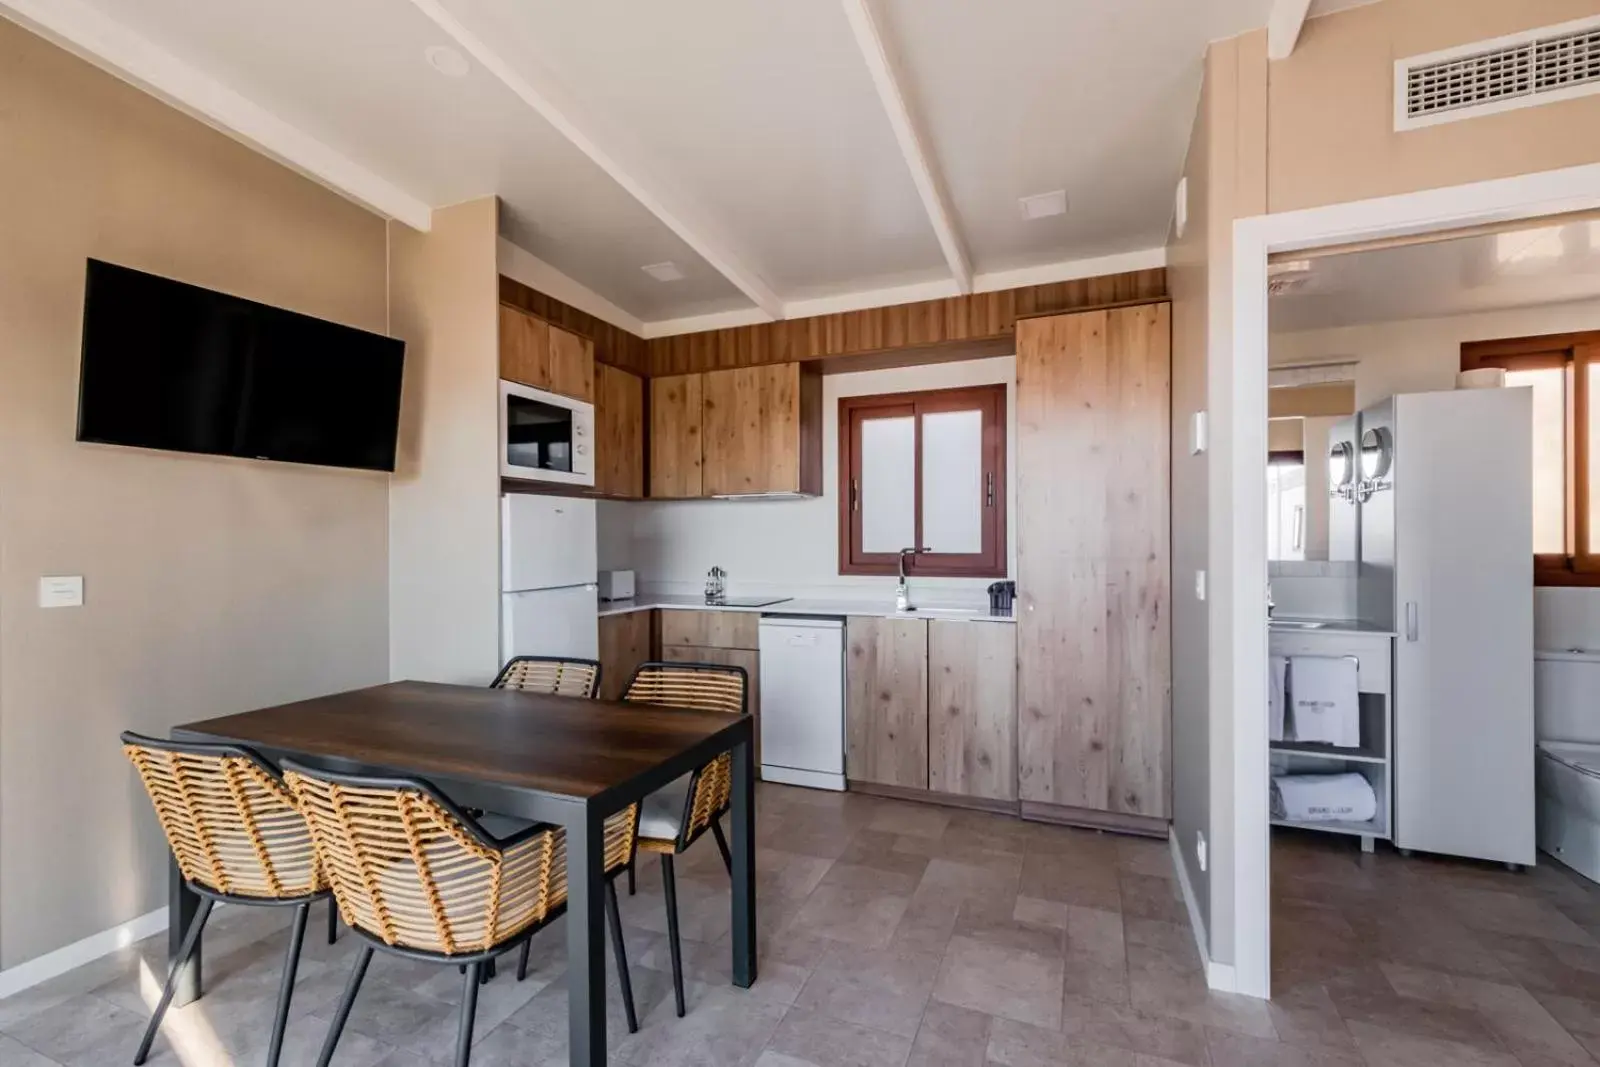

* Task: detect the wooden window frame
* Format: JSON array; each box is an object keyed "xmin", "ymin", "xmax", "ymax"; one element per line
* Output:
[
  {"xmin": 1462, "ymin": 331, "xmax": 1600, "ymax": 586},
  {"xmin": 838, "ymin": 384, "xmax": 1007, "ymax": 578}
]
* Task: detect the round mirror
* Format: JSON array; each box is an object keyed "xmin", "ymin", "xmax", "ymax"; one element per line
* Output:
[
  {"xmin": 1328, "ymin": 440, "xmax": 1355, "ymax": 491},
  {"xmin": 1360, "ymin": 427, "xmax": 1392, "ymax": 481}
]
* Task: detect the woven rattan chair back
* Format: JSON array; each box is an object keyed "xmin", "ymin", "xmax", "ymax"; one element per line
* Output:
[
  {"xmin": 624, "ymin": 662, "xmax": 746, "ymax": 849},
  {"xmin": 491, "ymin": 656, "xmax": 601, "ymax": 698},
  {"xmin": 282, "ymin": 765, "xmax": 561, "ymax": 956},
  {"xmin": 122, "ymin": 733, "xmax": 323, "ymax": 900}
]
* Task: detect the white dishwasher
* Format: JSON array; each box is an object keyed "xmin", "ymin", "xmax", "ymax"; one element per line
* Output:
[{"xmin": 757, "ymin": 616, "xmax": 845, "ymax": 791}]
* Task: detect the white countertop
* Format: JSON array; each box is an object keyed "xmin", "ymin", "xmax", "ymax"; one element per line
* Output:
[{"xmin": 598, "ymin": 593, "xmax": 1016, "ymax": 624}]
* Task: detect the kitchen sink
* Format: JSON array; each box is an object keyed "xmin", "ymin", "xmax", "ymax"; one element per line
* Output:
[{"xmin": 893, "ymin": 607, "xmax": 981, "ymax": 618}]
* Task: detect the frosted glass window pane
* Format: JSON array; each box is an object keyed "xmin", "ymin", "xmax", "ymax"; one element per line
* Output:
[
  {"xmin": 1506, "ymin": 368, "xmax": 1565, "ymax": 555},
  {"xmin": 861, "ymin": 416, "xmax": 915, "ymax": 554},
  {"xmin": 921, "ymin": 410, "xmax": 983, "ymax": 554}
]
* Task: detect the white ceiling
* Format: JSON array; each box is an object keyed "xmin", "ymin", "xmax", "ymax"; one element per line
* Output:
[
  {"xmin": 1269, "ymin": 218, "xmax": 1600, "ymax": 332},
  {"xmin": 10, "ymin": 0, "xmax": 1286, "ymax": 328}
]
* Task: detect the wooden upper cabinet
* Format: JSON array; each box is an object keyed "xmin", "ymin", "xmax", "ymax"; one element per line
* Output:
[
  {"xmin": 498, "ymin": 304, "xmax": 594, "ymax": 403},
  {"xmin": 1015, "ymin": 303, "xmax": 1171, "ymax": 822},
  {"xmin": 650, "ymin": 373, "xmax": 703, "ymax": 499},
  {"xmin": 594, "ymin": 363, "xmax": 643, "ymax": 498},
  {"xmin": 701, "ymin": 363, "xmax": 822, "ymax": 497}
]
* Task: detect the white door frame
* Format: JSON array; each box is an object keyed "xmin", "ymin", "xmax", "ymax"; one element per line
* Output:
[{"xmin": 1227, "ymin": 161, "xmax": 1600, "ymax": 1000}]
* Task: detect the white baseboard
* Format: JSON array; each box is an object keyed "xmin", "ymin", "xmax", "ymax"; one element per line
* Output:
[
  {"xmin": 760, "ymin": 766, "xmax": 845, "ymax": 792},
  {"xmin": 1168, "ymin": 830, "xmax": 1239, "ymax": 994},
  {"xmin": 0, "ymin": 906, "xmax": 168, "ymax": 1001}
]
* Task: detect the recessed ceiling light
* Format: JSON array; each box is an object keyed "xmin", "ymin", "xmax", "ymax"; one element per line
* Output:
[
  {"xmin": 641, "ymin": 261, "xmax": 685, "ymax": 283},
  {"xmin": 424, "ymin": 45, "xmax": 470, "ymax": 78},
  {"xmin": 1018, "ymin": 190, "xmax": 1068, "ymax": 220}
]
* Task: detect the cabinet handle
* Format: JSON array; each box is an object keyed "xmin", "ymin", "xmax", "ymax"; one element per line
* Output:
[{"xmin": 1405, "ymin": 601, "xmax": 1419, "ymax": 643}]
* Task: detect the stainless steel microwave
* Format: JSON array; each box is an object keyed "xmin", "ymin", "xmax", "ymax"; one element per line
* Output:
[{"xmin": 499, "ymin": 379, "xmax": 595, "ymax": 487}]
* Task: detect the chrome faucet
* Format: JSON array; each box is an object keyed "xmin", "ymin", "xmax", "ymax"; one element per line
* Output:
[{"xmin": 896, "ymin": 547, "xmax": 930, "ymax": 612}]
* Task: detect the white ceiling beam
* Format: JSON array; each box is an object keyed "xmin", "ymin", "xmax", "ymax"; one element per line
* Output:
[
  {"xmin": 406, "ymin": 0, "xmax": 783, "ymax": 321},
  {"xmin": 0, "ymin": 0, "xmax": 433, "ymax": 231},
  {"xmin": 839, "ymin": 0, "xmax": 972, "ymax": 294},
  {"xmin": 1267, "ymin": 0, "xmax": 1315, "ymax": 60}
]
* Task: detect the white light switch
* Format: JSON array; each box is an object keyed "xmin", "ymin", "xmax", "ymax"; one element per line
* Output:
[
  {"xmin": 1190, "ymin": 411, "xmax": 1208, "ymax": 455},
  {"xmin": 39, "ymin": 575, "xmax": 84, "ymax": 608},
  {"xmin": 1194, "ymin": 569, "xmax": 1207, "ymax": 602}
]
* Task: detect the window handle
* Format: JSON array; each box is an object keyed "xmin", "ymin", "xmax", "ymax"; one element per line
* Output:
[
  {"xmin": 986, "ymin": 471, "xmax": 995, "ymax": 508},
  {"xmin": 851, "ymin": 479, "xmax": 860, "ymax": 512}
]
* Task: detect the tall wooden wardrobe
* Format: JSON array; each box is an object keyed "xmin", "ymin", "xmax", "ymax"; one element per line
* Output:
[{"xmin": 1015, "ymin": 303, "xmax": 1172, "ymax": 833}]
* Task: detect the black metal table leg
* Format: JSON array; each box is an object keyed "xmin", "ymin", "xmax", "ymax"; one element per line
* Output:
[
  {"xmin": 730, "ymin": 733, "xmax": 757, "ymax": 988},
  {"xmin": 168, "ymin": 858, "xmax": 203, "ymax": 1007},
  {"xmin": 564, "ymin": 804, "xmax": 607, "ymax": 1067}
]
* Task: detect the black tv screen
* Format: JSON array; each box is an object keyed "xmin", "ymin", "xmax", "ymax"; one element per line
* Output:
[{"xmin": 76, "ymin": 260, "xmax": 405, "ymax": 472}]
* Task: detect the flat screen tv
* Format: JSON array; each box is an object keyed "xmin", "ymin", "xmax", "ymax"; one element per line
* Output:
[{"xmin": 76, "ymin": 259, "xmax": 405, "ymax": 472}]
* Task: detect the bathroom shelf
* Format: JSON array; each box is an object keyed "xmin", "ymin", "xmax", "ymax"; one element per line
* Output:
[
  {"xmin": 1269, "ymin": 741, "xmax": 1386, "ymax": 765},
  {"xmin": 1271, "ymin": 816, "xmax": 1388, "ymax": 838}
]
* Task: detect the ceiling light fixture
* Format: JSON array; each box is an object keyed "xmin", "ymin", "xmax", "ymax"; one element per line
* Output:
[
  {"xmin": 424, "ymin": 45, "xmax": 470, "ymax": 78},
  {"xmin": 641, "ymin": 262, "xmax": 685, "ymax": 283},
  {"xmin": 1018, "ymin": 190, "xmax": 1068, "ymax": 220}
]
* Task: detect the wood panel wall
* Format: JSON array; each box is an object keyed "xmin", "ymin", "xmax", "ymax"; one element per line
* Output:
[
  {"xmin": 648, "ymin": 268, "xmax": 1166, "ymax": 376},
  {"xmin": 499, "ymin": 274, "xmax": 650, "ymax": 376}
]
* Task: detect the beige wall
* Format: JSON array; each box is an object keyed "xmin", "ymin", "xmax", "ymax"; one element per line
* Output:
[
  {"xmin": 1168, "ymin": 28, "xmax": 1268, "ymax": 967},
  {"xmin": 0, "ymin": 22, "xmax": 391, "ymax": 968},
  {"xmin": 387, "ymin": 199, "xmax": 503, "ymax": 684},
  {"xmin": 1270, "ymin": 0, "xmax": 1600, "ymax": 213}
]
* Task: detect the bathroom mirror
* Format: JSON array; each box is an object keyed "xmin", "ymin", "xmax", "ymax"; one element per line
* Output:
[
  {"xmin": 1329, "ymin": 441, "xmax": 1355, "ymax": 492},
  {"xmin": 1360, "ymin": 426, "xmax": 1392, "ymax": 482},
  {"xmin": 1267, "ymin": 381, "xmax": 1357, "ymax": 562}
]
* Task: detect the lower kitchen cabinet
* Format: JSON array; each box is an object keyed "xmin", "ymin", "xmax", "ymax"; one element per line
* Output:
[
  {"xmin": 928, "ymin": 621, "xmax": 1017, "ymax": 801},
  {"xmin": 661, "ymin": 644, "xmax": 760, "ymax": 757},
  {"xmin": 655, "ymin": 608, "xmax": 762, "ymax": 756},
  {"xmin": 597, "ymin": 610, "xmax": 653, "ymax": 702},
  {"xmin": 845, "ymin": 616, "xmax": 929, "ymax": 789}
]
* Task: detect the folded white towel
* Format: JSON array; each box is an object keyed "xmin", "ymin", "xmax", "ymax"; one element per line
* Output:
[
  {"xmin": 1271, "ymin": 773, "xmax": 1377, "ymax": 824},
  {"xmin": 1288, "ymin": 655, "xmax": 1360, "ymax": 748},
  {"xmin": 1269, "ymin": 656, "xmax": 1288, "ymax": 743}
]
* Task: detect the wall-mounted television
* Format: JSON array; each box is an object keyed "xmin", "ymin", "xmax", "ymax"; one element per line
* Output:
[{"xmin": 76, "ymin": 259, "xmax": 405, "ymax": 472}]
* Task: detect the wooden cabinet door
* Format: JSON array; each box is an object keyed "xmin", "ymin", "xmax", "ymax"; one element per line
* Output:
[
  {"xmin": 598, "ymin": 610, "xmax": 654, "ymax": 701},
  {"xmin": 658, "ymin": 609, "xmax": 759, "ymax": 651},
  {"xmin": 928, "ymin": 621, "xmax": 1017, "ymax": 801},
  {"xmin": 650, "ymin": 374, "xmax": 703, "ymax": 498},
  {"xmin": 500, "ymin": 304, "xmax": 551, "ymax": 390},
  {"xmin": 845, "ymin": 616, "xmax": 928, "ymax": 788},
  {"xmin": 1016, "ymin": 303, "xmax": 1170, "ymax": 819},
  {"xmin": 702, "ymin": 364, "xmax": 801, "ymax": 495},
  {"xmin": 594, "ymin": 363, "xmax": 643, "ymax": 498},
  {"xmin": 548, "ymin": 325, "xmax": 595, "ymax": 402}
]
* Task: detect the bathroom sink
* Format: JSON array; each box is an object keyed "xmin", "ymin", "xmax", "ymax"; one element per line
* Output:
[{"xmin": 1270, "ymin": 619, "xmax": 1329, "ymax": 630}]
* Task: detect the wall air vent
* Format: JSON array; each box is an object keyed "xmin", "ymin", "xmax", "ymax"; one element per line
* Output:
[{"xmin": 1396, "ymin": 15, "xmax": 1600, "ymax": 130}]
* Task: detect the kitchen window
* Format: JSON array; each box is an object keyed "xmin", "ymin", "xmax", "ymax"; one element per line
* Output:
[
  {"xmin": 1462, "ymin": 331, "xmax": 1600, "ymax": 585},
  {"xmin": 838, "ymin": 384, "xmax": 1006, "ymax": 577}
]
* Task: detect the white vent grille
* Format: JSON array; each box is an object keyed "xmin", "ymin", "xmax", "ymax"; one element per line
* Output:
[{"xmin": 1396, "ymin": 16, "xmax": 1600, "ymax": 130}]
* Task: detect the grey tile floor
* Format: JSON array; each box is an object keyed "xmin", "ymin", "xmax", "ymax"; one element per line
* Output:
[{"xmin": 3, "ymin": 784, "xmax": 1599, "ymax": 1065}]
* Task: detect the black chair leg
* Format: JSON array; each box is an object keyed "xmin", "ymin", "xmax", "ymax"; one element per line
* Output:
[
  {"xmin": 605, "ymin": 879, "xmax": 638, "ymax": 1033},
  {"xmin": 516, "ymin": 938, "xmax": 531, "ymax": 981},
  {"xmin": 134, "ymin": 896, "xmax": 214, "ymax": 1065},
  {"xmin": 481, "ymin": 956, "xmax": 496, "ymax": 984},
  {"xmin": 711, "ymin": 818, "xmax": 733, "ymax": 876},
  {"xmin": 661, "ymin": 854, "xmax": 686, "ymax": 1018},
  {"xmin": 265, "ymin": 902, "xmax": 311, "ymax": 1067},
  {"xmin": 627, "ymin": 861, "xmax": 636, "ymax": 896},
  {"xmin": 327, "ymin": 900, "xmax": 339, "ymax": 945},
  {"xmin": 315, "ymin": 944, "xmax": 374, "ymax": 1067},
  {"xmin": 456, "ymin": 962, "xmax": 482, "ymax": 1067}
]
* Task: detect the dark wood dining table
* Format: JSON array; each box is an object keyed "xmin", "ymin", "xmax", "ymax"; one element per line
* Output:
[{"xmin": 169, "ymin": 680, "xmax": 757, "ymax": 1067}]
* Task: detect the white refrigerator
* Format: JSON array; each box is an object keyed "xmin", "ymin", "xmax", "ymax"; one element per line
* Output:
[
  {"xmin": 1358, "ymin": 388, "xmax": 1534, "ymax": 867},
  {"xmin": 500, "ymin": 495, "xmax": 599, "ymax": 664}
]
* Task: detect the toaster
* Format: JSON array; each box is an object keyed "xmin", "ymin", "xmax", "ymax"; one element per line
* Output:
[{"xmin": 597, "ymin": 570, "xmax": 636, "ymax": 602}]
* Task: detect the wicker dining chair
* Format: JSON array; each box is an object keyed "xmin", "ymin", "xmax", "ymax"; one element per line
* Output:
[
  {"xmin": 121, "ymin": 733, "xmax": 332, "ymax": 1067},
  {"xmin": 282, "ymin": 760, "xmax": 639, "ymax": 1067},
  {"xmin": 491, "ymin": 655, "xmax": 602, "ymax": 698},
  {"xmin": 623, "ymin": 661, "xmax": 747, "ymax": 1017}
]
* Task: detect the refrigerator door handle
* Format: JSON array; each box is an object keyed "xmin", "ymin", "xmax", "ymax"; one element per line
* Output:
[{"xmin": 1405, "ymin": 601, "xmax": 1419, "ymax": 643}]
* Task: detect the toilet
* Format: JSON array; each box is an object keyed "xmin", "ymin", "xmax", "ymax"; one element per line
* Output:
[{"xmin": 1535, "ymin": 648, "xmax": 1600, "ymax": 881}]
